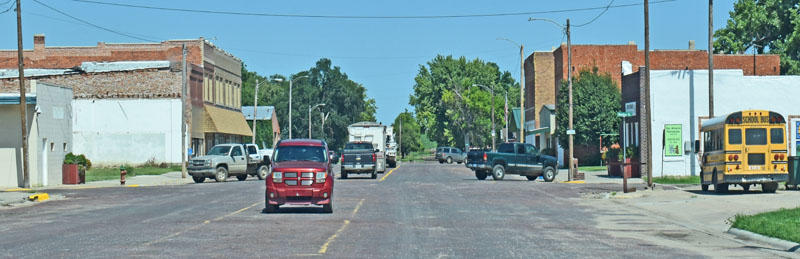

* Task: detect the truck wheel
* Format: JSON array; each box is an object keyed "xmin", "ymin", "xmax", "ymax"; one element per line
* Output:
[
  {"xmin": 341, "ymin": 171, "xmax": 348, "ymax": 179},
  {"xmin": 263, "ymin": 204, "xmax": 278, "ymax": 213},
  {"xmin": 542, "ymin": 167, "xmax": 556, "ymax": 182},
  {"xmin": 762, "ymin": 182, "xmax": 778, "ymax": 193},
  {"xmin": 256, "ymin": 165, "xmax": 269, "ymax": 180},
  {"xmin": 741, "ymin": 184, "xmax": 751, "ymax": 191},
  {"xmin": 214, "ymin": 167, "xmax": 228, "ymax": 182},
  {"xmin": 475, "ymin": 170, "xmax": 488, "ymax": 180},
  {"xmin": 371, "ymin": 169, "xmax": 377, "ymax": 179},
  {"xmin": 446, "ymin": 157, "xmax": 453, "ymax": 164},
  {"xmin": 236, "ymin": 174, "xmax": 248, "ymax": 181},
  {"xmin": 714, "ymin": 183, "xmax": 728, "ymax": 193},
  {"xmin": 192, "ymin": 176, "xmax": 205, "ymax": 183},
  {"xmin": 322, "ymin": 199, "xmax": 333, "ymax": 213},
  {"xmin": 525, "ymin": 176, "xmax": 536, "ymax": 181},
  {"xmin": 701, "ymin": 171, "xmax": 709, "ymax": 191},
  {"xmin": 439, "ymin": 160, "xmax": 444, "ymax": 164},
  {"xmin": 491, "ymin": 164, "xmax": 505, "ymax": 180}
]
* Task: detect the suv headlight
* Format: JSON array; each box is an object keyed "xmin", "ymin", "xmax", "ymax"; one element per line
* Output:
[
  {"xmin": 316, "ymin": 171, "xmax": 327, "ymax": 183},
  {"xmin": 272, "ymin": 172, "xmax": 283, "ymax": 183}
]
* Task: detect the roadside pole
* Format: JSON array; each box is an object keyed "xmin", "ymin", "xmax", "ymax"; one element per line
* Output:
[
  {"xmin": 16, "ymin": 0, "xmax": 30, "ymax": 188},
  {"xmin": 181, "ymin": 44, "xmax": 187, "ymax": 179},
  {"xmin": 252, "ymin": 79, "xmax": 259, "ymax": 144}
]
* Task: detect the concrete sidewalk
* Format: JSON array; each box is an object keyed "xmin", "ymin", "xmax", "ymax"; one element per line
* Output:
[{"xmin": 555, "ymin": 168, "xmax": 645, "ymax": 184}]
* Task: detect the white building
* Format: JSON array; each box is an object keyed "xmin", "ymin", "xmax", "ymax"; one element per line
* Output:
[{"xmin": 622, "ymin": 68, "xmax": 800, "ymax": 177}]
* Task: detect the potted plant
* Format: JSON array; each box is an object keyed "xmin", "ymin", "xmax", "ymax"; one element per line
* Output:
[
  {"xmin": 624, "ymin": 145, "xmax": 641, "ymax": 178},
  {"xmin": 605, "ymin": 143, "xmax": 622, "ymax": 177},
  {"xmin": 63, "ymin": 153, "xmax": 91, "ymax": 184}
]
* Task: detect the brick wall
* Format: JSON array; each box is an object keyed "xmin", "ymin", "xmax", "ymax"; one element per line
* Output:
[{"xmin": 0, "ymin": 69, "xmax": 181, "ymax": 98}]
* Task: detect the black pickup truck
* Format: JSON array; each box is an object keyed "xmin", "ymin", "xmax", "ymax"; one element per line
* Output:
[
  {"xmin": 466, "ymin": 143, "xmax": 558, "ymax": 181},
  {"xmin": 340, "ymin": 141, "xmax": 378, "ymax": 179}
]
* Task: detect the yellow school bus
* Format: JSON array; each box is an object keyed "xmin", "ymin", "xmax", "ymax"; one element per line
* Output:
[{"xmin": 700, "ymin": 110, "xmax": 788, "ymax": 193}]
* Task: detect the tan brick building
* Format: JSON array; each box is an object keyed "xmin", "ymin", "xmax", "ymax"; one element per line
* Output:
[
  {"xmin": 0, "ymin": 35, "xmax": 252, "ymax": 164},
  {"xmin": 523, "ymin": 42, "xmax": 781, "ymax": 164}
]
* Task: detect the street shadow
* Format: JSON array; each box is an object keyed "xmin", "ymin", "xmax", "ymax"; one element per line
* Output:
[
  {"xmin": 260, "ymin": 206, "xmax": 328, "ymax": 214},
  {"xmin": 460, "ymin": 178, "xmax": 533, "ymax": 182},
  {"xmin": 684, "ymin": 189, "xmax": 776, "ymax": 196},
  {"xmin": 338, "ymin": 176, "xmax": 378, "ymax": 180}
]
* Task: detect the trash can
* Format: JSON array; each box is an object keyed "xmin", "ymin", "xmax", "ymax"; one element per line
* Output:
[{"xmin": 788, "ymin": 156, "xmax": 800, "ymax": 190}]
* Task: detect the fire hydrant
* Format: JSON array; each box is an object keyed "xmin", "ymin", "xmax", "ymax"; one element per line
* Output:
[{"xmin": 120, "ymin": 165, "xmax": 127, "ymax": 185}]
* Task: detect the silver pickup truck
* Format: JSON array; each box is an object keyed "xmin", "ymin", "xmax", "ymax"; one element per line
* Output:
[{"xmin": 188, "ymin": 143, "xmax": 271, "ymax": 183}]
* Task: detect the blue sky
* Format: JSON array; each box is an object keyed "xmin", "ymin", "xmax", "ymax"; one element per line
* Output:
[{"xmin": 0, "ymin": 0, "xmax": 738, "ymax": 124}]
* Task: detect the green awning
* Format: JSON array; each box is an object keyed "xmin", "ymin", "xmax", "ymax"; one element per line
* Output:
[
  {"xmin": 510, "ymin": 108, "xmax": 522, "ymax": 132},
  {"xmin": 529, "ymin": 127, "xmax": 550, "ymax": 135}
]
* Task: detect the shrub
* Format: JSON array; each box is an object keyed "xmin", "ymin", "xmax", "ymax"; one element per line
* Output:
[{"xmin": 64, "ymin": 152, "xmax": 92, "ymax": 171}]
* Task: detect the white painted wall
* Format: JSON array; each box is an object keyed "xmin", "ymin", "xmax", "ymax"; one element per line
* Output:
[
  {"xmin": 648, "ymin": 70, "xmax": 800, "ymax": 176},
  {"xmin": 72, "ymin": 99, "xmax": 181, "ymax": 166}
]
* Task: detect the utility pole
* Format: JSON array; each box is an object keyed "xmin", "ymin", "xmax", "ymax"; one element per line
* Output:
[
  {"xmin": 567, "ymin": 19, "xmax": 574, "ymax": 182},
  {"xmin": 519, "ymin": 44, "xmax": 525, "ymax": 143},
  {"xmin": 16, "ymin": 0, "xmax": 30, "ymax": 188},
  {"xmin": 252, "ymin": 78, "xmax": 259, "ymax": 144},
  {"xmin": 399, "ymin": 118, "xmax": 403, "ymax": 158},
  {"xmin": 181, "ymin": 44, "xmax": 187, "ymax": 179},
  {"xmin": 645, "ymin": 0, "xmax": 653, "ymax": 189},
  {"xmin": 504, "ymin": 90, "xmax": 508, "ymax": 143},
  {"xmin": 708, "ymin": 0, "xmax": 715, "ymax": 118}
]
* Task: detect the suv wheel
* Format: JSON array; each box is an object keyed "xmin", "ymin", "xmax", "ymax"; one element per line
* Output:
[
  {"xmin": 256, "ymin": 165, "xmax": 269, "ymax": 180},
  {"xmin": 475, "ymin": 170, "xmax": 488, "ymax": 180},
  {"xmin": 542, "ymin": 167, "xmax": 556, "ymax": 182},
  {"xmin": 341, "ymin": 171, "xmax": 348, "ymax": 179},
  {"xmin": 491, "ymin": 164, "xmax": 505, "ymax": 180},
  {"xmin": 236, "ymin": 174, "xmax": 248, "ymax": 181},
  {"xmin": 322, "ymin": 199, "xmax": 333, "ymax": 213},
  {"xmin": 214, "ymin": 167, "xmax": 228, "ymax": 182},
  {"xmin": 192, "ymin": 176, "xmax": 205, "ymax": 183},
  {"xmin": 446, "ymin": 157, "xmax": 453, "ymax": 164},
  {"xmin": 263, "ymin": 204, "xmax": 278, "ymax": 213}
]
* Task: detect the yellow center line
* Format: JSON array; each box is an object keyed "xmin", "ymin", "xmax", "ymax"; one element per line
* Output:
[
  {"xmin": 142, "ymin": 202, "xmax": 259, "ymax": 247},
  {"xmin": 317, "ymin": 220, "xmax": 350, "ymax": 254},
  {"xmin": 317, "ymin": 198, "xmax": 365, "ymax": 254},
  {"xmin": 378, "ymin": 166, "xmax": 399, "ymax": 182}
]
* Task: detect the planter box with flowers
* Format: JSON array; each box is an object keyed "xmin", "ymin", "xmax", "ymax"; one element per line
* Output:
[
  {"xmin": 63, "ymin": 153, "xmax": 91, "ymax": 184},
  {"xmin": 604, "ymin": 144, "xmax": 641, "ymax": 178}
]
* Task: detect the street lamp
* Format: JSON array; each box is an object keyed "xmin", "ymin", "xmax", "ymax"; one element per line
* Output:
[
  {"xmin": 273, "ymin": 75, "xmax": 309, "ymax": 139},
  {"xmin": 251, "ymin": 78, "xmax": 271, "ymax": 144},
  {"xmin": 473, "ymin": 84, "xmax": 496, "ymax": 151},
  {"xmin": 308, "ymin": 103, "xmax": 325, "ymax": 139},
  {"xmin": 529, "ymin": 17, "xmax": 575, "ymax": 182},
  {"xmin": 497, "ymin": 37, "xmax": 525, "ymax": 144}
]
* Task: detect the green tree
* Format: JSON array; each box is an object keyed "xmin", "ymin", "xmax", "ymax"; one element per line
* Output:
[
  {"xmin": 392, "ymin": 109, "xmax": 422, "ymax": 157},
  {"xmin": 241, "ymin": 64, "xmax": 274, "ymax": 147},
  {"xmin": 714, "ymin": 0, "xmax": 800, "ymax": 74},
  {"xmin": 410, "ymin": 55, "xmax": 519, "ymax": 149},
  {"xmin": 241, "ymin": 59, "xmax": 377, "ymax": 151},
  {"xmin": 555, "ymin": 67, "xmax": 620, "ymax": 148}
]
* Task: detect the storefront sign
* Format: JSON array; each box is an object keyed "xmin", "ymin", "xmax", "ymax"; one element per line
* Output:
[{"xmin": 664, "ymin": 124, "xmax": 682, "ymax": 157}]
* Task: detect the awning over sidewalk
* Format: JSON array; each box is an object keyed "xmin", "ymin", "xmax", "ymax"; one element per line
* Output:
[{"xmin": 203, "ymin": 105, "xmax": 253, "ymax": 137}]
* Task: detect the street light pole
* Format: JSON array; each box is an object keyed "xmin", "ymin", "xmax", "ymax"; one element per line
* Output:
[
  {"xmin": 309, "ymin": 103, "xmax": 325, "ymax": 139},
  {"xmin": 252, "ymin": 78, "xmax": 269, "ymax": 144},
  {"xmin": 497, "ymin": 37, "xmax": 524, "ymax": 143},
  {"xmin": 273, "ymin": 75, "xmax": 308, "ymax": 139},
  {"xmin": 474, "ymin": 84, "xmax": 495, "ymax": 151}
]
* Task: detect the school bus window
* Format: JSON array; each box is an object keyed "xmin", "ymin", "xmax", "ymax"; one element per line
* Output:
[
  {"xmin": 770, "ymin": 128, "xmax": 784, "ymax": 144},
  {"xmin": 745, "ymin": 128, "xmax": 767, "ymax": 145},
  {"xmin": 728, "ymin": 129, "xmax": 742, "ymax": 145}
]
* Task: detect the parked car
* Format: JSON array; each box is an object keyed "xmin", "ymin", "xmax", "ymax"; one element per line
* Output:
[
  {"xmin": 264, "ymin": 139, "xmax": 334, "ymax": 213},
  {"xmin": 435, "ymin": 146, "xmax": 466, "ymax": 164},
  {"xmin": 465, "ymin": 143, "xmax": 558, "ymax": 181},
  {"xmin": 188, "ymin": 143, "xmax": 270, "ymax": 183},
  {"xmin": 340, "ymin": 141, "xmax": 378, "ymax": 179}
]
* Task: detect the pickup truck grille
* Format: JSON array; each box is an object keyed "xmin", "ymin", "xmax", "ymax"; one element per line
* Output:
[{"xmin": 191, "ymin": 160, "xmax": 206, "ymax": 167}]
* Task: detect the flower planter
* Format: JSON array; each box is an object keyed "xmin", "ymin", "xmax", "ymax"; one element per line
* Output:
[
  {"xmin": 606, "ymin": 159, "xmax": 622, "ymax": 177},
  {"xmin": 626, "ymin": 158, "xmax": 641, "ymax": 178},
  {"xmin": 62, "ymin": 164, "xmax": 79, "ymax": 184}
]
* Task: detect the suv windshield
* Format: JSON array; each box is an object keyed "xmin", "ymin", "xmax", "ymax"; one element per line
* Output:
[
  {"xmin": 345, "ymin": 143, "xmax": 373, "ymax": 150},
  {"xmin": 274, "ymin": 146, "xmax": 328, "ymax": 162},
  {"xmin": 207, "ymin": 146, "xmax": 231, "ymax": 156}
]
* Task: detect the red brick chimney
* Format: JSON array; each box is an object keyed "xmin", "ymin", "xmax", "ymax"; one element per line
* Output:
[{"xmin": 33, "ymin": 34, "xmax": 45, "ymax": 50}]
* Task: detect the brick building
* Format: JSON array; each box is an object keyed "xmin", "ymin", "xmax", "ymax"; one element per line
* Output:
[
  {"xmin": 0, "ymin": 35, "xmax": 252, "ymax": 165},
  {"xmin": 523, "ymin": 41, "xmax": 781, "ymax": 165}
]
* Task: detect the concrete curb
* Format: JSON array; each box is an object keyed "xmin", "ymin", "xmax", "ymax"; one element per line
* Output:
[{"xmin": 727, "ymin": 227, "xmax": 800, "ymax": 253}]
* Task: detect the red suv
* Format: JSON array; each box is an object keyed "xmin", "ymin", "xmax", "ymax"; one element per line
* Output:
[{"xmin": 265, "ymin": 139, "xmax": 334, "ymax": 213}]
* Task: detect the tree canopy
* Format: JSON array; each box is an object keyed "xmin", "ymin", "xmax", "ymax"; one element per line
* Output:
[
  {"xmin": 241, "ymin": 59, "xmax": 377, "ymax": 150},
  {"xmin": 555, "ymin": 67, "xmax": 620, "ymax": 148},
  {"xmin": 714, "ymin": 0, "xmax": 800, "ymax": 74},
  {"xmin": 410, "ymin": 55, "xmax": 519, "ymax": 149},
  {"xmin": 392, "ymin": 109, "xmax": 422, "ymax": 157}
]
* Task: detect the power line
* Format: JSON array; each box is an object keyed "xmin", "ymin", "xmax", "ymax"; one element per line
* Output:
[
  {"xmin": 32, "ymin": 0, "xmax": 160, "ymax": 42},
  {"xmin": 24, "ymin": 11, "xmax": 163, "ymax": 40},
  {"xmin": 228, "ymin": 47, "xmax": 513, "ymax": 60},
  {"xmin": 573, "ymin": 0, "xmax": 615, "ymax": 27},
  {"xmin": 73, "ymin": 0, "xmax": 678, "ymax": 19},
  {"xmin": 0, "ymin": 1, "xmax": 15, "ymax": 14}
]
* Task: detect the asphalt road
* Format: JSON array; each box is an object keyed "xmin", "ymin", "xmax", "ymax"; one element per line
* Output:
[{"xmin": 0, "ymin": 162, "xmax": 742, "ymax": 258}]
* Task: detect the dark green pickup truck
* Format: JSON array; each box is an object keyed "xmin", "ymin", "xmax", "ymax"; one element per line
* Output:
[{"xmin": 466, "ymin": 143, "xmax": 558, "ymax": 181}]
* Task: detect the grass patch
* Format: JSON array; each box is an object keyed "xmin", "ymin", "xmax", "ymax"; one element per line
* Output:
[
  {"xmin": 86, "ymin": 165, "xmax": 181, "ymax": 182},
  {"xmin": 579, "ymin": 166, "xmax": 608, "ymax": 172},
  {"xmin": 648, "ymin": 176, "xmax": 701, "ymax": 184},
  {"xmin": 399, "ymin": 151, "xmax": 433, "ymax": 162},
  {"xmin": 731, "ymin": 207, "xmax": 800, "ymax": 243}
]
